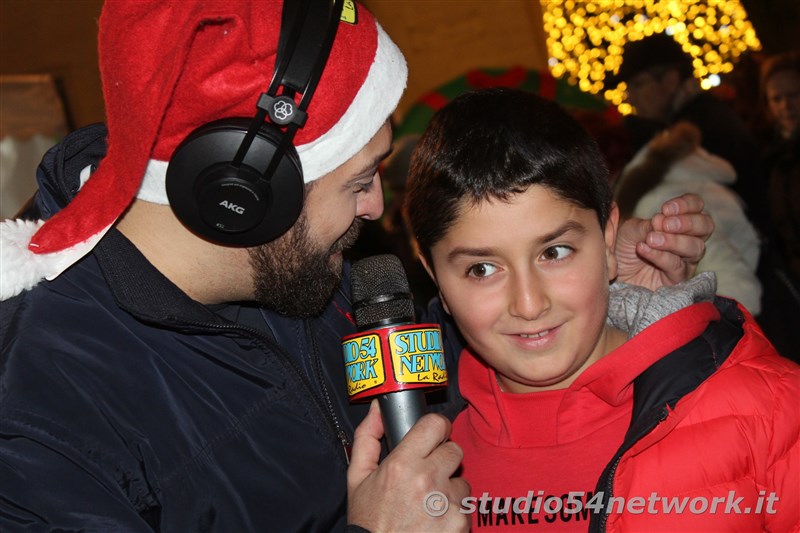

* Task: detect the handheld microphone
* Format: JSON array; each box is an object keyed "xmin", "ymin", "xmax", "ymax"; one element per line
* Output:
[{"xmin": 342, "ymin": 254, "xmax": 448, "ymax": 450}]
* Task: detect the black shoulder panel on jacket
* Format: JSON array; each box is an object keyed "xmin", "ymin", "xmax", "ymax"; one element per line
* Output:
[{"xmin": 626, "ymin": 296, "xmax": 744, "ymax": 441}]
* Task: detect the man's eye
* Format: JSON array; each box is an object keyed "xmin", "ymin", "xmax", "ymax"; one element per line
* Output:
[
  {"xmin": 541, "ymin": 245, "xmax": 573, "ymax": 261},
  {"xmin": 466, "ymin": 263, "xmax": 498, "ymax": 278},
  {"xmin": 353, "ymin": 178, "xmax": 375, "ymax": 194}
]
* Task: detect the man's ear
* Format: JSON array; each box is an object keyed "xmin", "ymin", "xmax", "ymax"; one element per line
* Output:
[
  {"xmin": 605, "ymin": 203, "xmax": 620, "ymax": 282},
  {"xmin": 417, "ymin": 253, "xmax": 452, "ymax": 315}
]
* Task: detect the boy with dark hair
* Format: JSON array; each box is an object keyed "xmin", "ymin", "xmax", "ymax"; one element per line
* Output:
[{"xmin": 405, "ymin": 87, "xmax": 799, "ymax": 532}]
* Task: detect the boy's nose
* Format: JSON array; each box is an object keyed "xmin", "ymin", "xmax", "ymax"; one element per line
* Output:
[{"xmin": 509, "ymin": 271, "xmax": 550, "ymax": 321}]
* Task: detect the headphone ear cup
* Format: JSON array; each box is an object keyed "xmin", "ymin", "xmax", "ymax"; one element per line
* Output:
[{"xmin": 166, "ymin": 118, "xmax": 304, "ymax": 246}]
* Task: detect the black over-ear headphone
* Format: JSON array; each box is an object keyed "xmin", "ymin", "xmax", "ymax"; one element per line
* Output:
[{"xmin": 166, "ymin": 0, "xmax": 345, "ymax": 246}]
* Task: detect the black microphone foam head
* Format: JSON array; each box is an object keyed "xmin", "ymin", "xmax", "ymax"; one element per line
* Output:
[{"xmin": 351, "ymin": 254, "xmax": 415, "ymax": 329}]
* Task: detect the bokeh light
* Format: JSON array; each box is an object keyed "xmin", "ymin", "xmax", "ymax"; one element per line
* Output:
[{"xmin": 541, "ymin": 0, "xmax": 761, "ymax": 114}]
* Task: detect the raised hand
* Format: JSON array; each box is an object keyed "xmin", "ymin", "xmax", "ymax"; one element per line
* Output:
[{"xmin": 615, "ymin": 193, "xmax": 714, "ymax": 289}]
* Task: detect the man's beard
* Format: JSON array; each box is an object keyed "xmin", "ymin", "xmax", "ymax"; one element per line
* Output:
[{"xmin": 248, "ymin": 214, "xmax": 363, "ymax": 318}]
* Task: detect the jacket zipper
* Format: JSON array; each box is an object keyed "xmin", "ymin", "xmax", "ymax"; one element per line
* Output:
[
  {"xmin": 305, "ymin": 320, "xmax": 352, "ymax": 462},
  {"xmin": 597, "ymin": 456, "xmax": 622, "ymax": 532},
  {"xmin": 594, "ymin": 407, "xmax": 670, "ymax": 532}
]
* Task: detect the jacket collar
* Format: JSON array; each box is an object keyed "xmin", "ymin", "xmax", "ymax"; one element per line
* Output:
[{"xmin": 93, "ymin": 228, "xmax": 223, "ymax": 328}]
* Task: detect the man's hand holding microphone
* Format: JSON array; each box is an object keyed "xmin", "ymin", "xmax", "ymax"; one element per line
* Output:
[{"xmin": 342, "ymin": 255, "xmax": 469, "ymax": 532}]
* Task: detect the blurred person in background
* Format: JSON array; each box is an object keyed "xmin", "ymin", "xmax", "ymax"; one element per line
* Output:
[
  {"xmin": 754, "ymin": 50, "xmax": 800, "ymax": 360},
  {"xmin": 609, "ymin": 33, "xmax": 769, "ymax": 235},
  {"xmin": 615, "ymin": 121, "xmax": 762, "ymax": 315}
]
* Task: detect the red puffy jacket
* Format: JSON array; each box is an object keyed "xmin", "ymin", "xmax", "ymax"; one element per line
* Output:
[{"xmin": 594, "ymin": 299, "xmax": 799, "ymax": 532}]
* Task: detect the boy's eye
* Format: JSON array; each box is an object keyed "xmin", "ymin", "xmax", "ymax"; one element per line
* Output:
[
  {"xmin": 466, "ymin": 262, "xmax": 498, "ymax": 278},
  {"xmin": 541, "ymin": 245, "xmax": 573, "ymax": 261}
]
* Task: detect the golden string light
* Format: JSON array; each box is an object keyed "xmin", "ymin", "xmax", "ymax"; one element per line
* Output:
[{"xmin": 541, "ymin": 0, "xmax": 762, "ymax": 114}]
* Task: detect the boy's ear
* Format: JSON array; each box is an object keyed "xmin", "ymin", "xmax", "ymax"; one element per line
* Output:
[
  {"xmin": 605, "ymin": 203, "xmax": 620, "ymax": 282},
  {"xmin": 417, "ymin": 253, "xmax": 452, "ymax": 315}
]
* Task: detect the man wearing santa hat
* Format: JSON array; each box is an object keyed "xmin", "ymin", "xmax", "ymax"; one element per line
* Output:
[{"xmin": 0, "ymin": 0, "xmax": 713, "ymax": 530}]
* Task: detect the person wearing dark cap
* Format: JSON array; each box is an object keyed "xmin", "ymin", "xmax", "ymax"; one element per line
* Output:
[
  {"xmin": 610, "ymin": 32, "xmax": 769, "ymax": 234},
  {"xmin": 0, "ymin": 1, "xmax": 714, "ymax": 531}
]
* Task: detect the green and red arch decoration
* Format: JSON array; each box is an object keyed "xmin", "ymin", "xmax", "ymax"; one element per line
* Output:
[{"xmin": 394, "ymin": 66, "xmax": 620, "ymax": 139}]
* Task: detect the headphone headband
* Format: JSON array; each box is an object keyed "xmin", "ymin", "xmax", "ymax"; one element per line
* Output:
[
  {"xmin": 167, "ymin": 0, "xmax": 346, "ymax": 246},
  {"xmin": 235, "ymin": 0, "xmax": 346, "ymax": 178}
]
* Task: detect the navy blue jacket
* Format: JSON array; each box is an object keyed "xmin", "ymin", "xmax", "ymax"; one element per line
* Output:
[{"xmin": 0, "ymin": 125, "xmax": 461, "ymax": 531}]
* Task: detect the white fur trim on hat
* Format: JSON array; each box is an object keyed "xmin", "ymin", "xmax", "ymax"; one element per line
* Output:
[
  {"xmin": 0, "ymin": 218, "xmax": 110, "ymax": 300},
  {"xmin": 135, "ymin": 24, "xmax": 408, "ymax": 205},
  {"xmin": 139, "ymin": 159, "xmax": 170, "ymax": 204},
  {"xmin": 296, "ymin": 24, "xmax": 407, "ymax": 182}
]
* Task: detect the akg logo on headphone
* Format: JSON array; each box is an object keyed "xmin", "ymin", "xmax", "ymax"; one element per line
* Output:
[{"xmin": 220, "ymin": 200, "xmax": 245, "ymax": 214}]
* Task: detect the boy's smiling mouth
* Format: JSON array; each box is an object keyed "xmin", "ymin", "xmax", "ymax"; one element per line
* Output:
[
  {"xmin": 519, "ymin": 330, "xmax": 551, "ymax": 339},
  {"xmin": 511, "ymin": 325, "xmax": 562, "ymax": 346}
]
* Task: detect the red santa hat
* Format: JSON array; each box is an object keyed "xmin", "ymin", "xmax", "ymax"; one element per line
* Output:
[{"xmin": 0, "ymin": 0, "xmax": 407, "ymax": 300}]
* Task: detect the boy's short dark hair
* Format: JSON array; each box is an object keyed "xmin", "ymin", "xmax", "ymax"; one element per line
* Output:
[{"xmin": 404, "ymin": 87, "xmax": 612, "ymax": 265}]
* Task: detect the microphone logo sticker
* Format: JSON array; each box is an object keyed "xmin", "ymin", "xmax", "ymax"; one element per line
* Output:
[
  {"xmin": 342, "ymin": 333, "xmax": 386, "ymax": 397},
  {"xmin": 342, "ymin": 324, "xmax": 448, "ymax": 401},
  {"xmin": 389, "ymin": 328, "xmax": 447, "ymax": 385}
]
